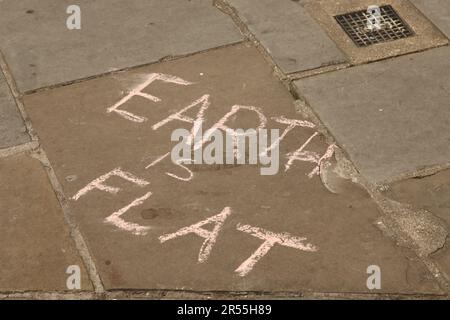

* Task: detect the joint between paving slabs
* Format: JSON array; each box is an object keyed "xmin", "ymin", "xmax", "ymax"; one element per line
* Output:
[
  {"xmin": 1, "ymin": 289, "xmax": 448, "ymax": 300},
  {"xmin": 286, "ymin": 62, "xmax": 352, "ymax": 81},
  {"xmin": 0, "ymin": 140, "xmax": 39, "ymax": 159},
  {"xmin": 105, "ymin": 289, "xmax": 450, "ymax": 300},
  {"xmin": 20, "ymin": 40, "xmax": 245, "ymax": 96},
  {"xmin": 0, "ymin": 292, "xmax": 100, "ymax": 301},
  {"xmin": 215, "ymin": 0, "xmax": 450, "ymax": 293},
  {"xmin": 30, "ymin": 149, "xmax": 106, "ymax": 294},
  {"xmin": 286, "ymin": 42, "xmax": 449, "ymax": 82},
  {"xmin": 214, "ymin": 0, "xmax": 350, "ymax": 85},
  {"xmin": 410, "ymin": 0, "xmax": 450, "ymax": 43},
  {"xmin": 378, "ymin": 161, "xmax": 450, "ymax": 185},
  {"xmin": 0, "ymin": 50, "xmax": 38, "ymax": 142},
  {"xmin": 0, "ymin": 49, "xmax": 105, "ymax": 294},
  {"xmin": 0, "ymin": 1, "xmax": 449, "ymax": 295},
  {"xmin": 213, "ymin": 0, "xmax": 289, "ymax": 82},
  {"xmin": 294, "ymin": 96, "xmax": 450, "ymax": 291}
]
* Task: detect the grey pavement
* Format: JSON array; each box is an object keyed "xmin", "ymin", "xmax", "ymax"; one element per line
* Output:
[
  {"xmin": 412, "ymin": 0, "xmax": 450, "ymax": 38},
  {"xmin": 225, "ymin": 0, "xmax": 347, "ymax": 73},
  {"xmin": 0, "ymin": 0, "xmax": 449, "ymax": 300},
  {"xmin": 0, "ymin": 70, "xmax": 29, "ymax": 149},
  {"xmin": 22, "ymin": 44, "xmax": 442, "ymax": 293},
  {"xmin": 294, "ymin": 46, "xmax": 450, "ymax": 184},
  {"xmin": 0, "ymin": 0, "xmax": 242, "ymax": 93},
  {"xmin": 0, "ymin": 154, "xmax": 91, "ymax": 291}
]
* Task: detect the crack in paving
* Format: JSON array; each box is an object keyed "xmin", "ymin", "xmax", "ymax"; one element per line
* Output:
[{"xmin": 375, "ymin": 199, "xmax": 449, "ymax": 257}]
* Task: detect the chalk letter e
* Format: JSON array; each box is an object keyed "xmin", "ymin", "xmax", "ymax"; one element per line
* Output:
[{"xmin": 66, "ymin": 5, "xmax": 81, "ymax": 30}]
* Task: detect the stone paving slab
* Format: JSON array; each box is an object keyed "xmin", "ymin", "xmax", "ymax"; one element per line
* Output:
[
  {"xmin": 411, "ymin": 0, "xmax": 450, "ymax": 38},
  {"xmin": 0, "ymin": 0, "xmax": 242, "ymax": 93},
  {"xmin": 294, "ymin": 46, "xmax": 450, "ymax": 184},
  {"xmin": 0, "ymin": 71, "xmax": 29, "ymax": 149},
  {"xmin": 384, "ymin": 169, "xmax": 450, "ymax": 230},
  {"xmin": 23, "ymin": 44, "xmax": 441, "ymax": 293},
  {"xmin": 0, "ymin": 154, "xmax": 92, "ymax": 291},
  {"xmin": 382, "ymin": 168, "xmax": 450, "ymax": 282},
  {"xmin": 225, "ymin": 0, "xmax": 347, "ymax": 73},
  {"xmin": 432, "ymin": 245, "xmax": 450, "ymax": 285}
]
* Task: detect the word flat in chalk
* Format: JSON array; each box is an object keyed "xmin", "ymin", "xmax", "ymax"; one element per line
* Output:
[{"xmin": 159, "ymin": 207, "xmax": 318, "ymax": 276}]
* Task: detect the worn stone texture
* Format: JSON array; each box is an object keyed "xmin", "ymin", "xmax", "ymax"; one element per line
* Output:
[
  {"xmin": 294, "ymin": 46, "xmax": 450, "ymax": 184},
  {"xmin": 412, "ymin": 0, "xmax": 450, "ymax": 38},
  {"xmin": 225, "ymin": 0, "xmax": 347, "ymax": 73},
  {"xmin": 23, "ymin": 44, "xmax": 441, "ymax": 293},
  {"xmin": 0, "ymin": 0, "xmax": 242, "ymax": 93},
  {"xmin": 383, "ymin": 167, "xmax": 450, "ymax": 281},
  {"xmin": 0, "ymin": 154, "xmax": 92, "ymax": 291},
  {"xmin": 0, "ymin": 71, "xmax": 29, "ymax": 149},
  {"xmin": 385, "ymin": 169, "xmax": 450, "ymax": 228},
  {"xmin": 431, "ymin": 243, "xmax": 450, "ymax": 285}
]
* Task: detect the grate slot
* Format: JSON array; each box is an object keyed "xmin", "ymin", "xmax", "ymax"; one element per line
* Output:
[{"xmin": 334, "ymin": 5, "xmax": 414, "ymax": 47}]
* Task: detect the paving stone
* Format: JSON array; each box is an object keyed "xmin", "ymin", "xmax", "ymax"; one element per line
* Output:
[
  {"xmin": 226, "ymin": 0, "xmax": 347, "ymax": 73},
  {"xmin": 0, "ymin": 154, "xmax": 92, "ymax": 291},
  {"xmin": 384, "ymin": 169, "xmax": 450, "ymax": 228},
  {"xmin": 0, "ymin": 71, "xmax": 29, "ymax": 149},
  {"xmin": 383, "ymin": 169, "xmax": 450, "ymax": 280},
  {"xmin": 294, "ymin": 46, "xmax": 450, "ymax": 184},
  {"xmin": 24, "ymin": 44, "xmax": 441, "ymax": 293},
  {"xmin": 431, "ymin": 243, "xmax": 450, "ymax": 283},
  {"xmin": 412, "ymin": 0, "xmax": 450, "ymax": 38},
  {"xmin": 0, "ymin": 0, "xmax": 242, "ymax": 93}
]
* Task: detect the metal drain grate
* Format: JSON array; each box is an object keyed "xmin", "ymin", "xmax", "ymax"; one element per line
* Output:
[{"xmin": 335, "ymin": 5, "xmax": 414, "ymax": 47}]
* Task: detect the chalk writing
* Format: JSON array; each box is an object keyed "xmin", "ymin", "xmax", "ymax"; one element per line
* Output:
[
  {"xmin": 67, "ymin": 72, "xmax": 337, "ymax": 277},
  {"xmin": 105, "ymin": 192, "xmax": 152, "ymax": 236},
  {"xmin": 235, "ymin": 224, "xmax": 318, "ymax": 276},
  {"xmin": 72, "ymin": 167, "xmax": 149, "ymax": 201},
  {"xmin": 107, "ymin": 73, "xmax": 193, "ymax": 123},
  {"xmin": 159, "ymin": 207, "xmax": 232, "ymax": 263}
]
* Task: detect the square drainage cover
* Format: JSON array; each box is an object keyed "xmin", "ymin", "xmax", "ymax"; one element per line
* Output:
[
  {"xmin": 304, "ymin": 0, "xmax": 448, "ymax": 64},
  {"xmin": 335, "ymin": 5, "xmax": 414, "ymax": 47}
]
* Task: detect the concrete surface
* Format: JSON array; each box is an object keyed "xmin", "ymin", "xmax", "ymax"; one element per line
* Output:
[
  {"xmin": 0, "ymin": 71, "xmax": 29, "ymax": 149},
  {"xmin": 0, "ymin": 154, "xmax": 92, "ymax": 291},
  {"xmin": 294, "ymin": 46, "xmax": 450, "ymax": 184},
  {"xmin": 225, "ymin": 0, "xmax": 347, "ymax": 73},
  {"xmin": 0, "ymin": 0, "xmax": 242, "ymax": 93},
  {"xmin": 412, "ymin": 0, "xmax": 450, "ymax": 38},
  {"xmin": 22, "ymin": 44, "xmax": 442, "ymax": 293}
]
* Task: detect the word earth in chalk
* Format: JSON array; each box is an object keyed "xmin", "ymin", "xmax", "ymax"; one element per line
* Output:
[
  {"xmin": 107, "ymin": 72, "xmax": 335, "ymax": 179},
  {"xmin": 70, "ymin": 72, "xmax": 337, "ymax": 236},
  {"xmin": 107, "ymin": 73, "xmax": 193, "ymax": 123},
  {"xmin": 159, "ymin": 207, "xmax": 318, "ymax": 276}
]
